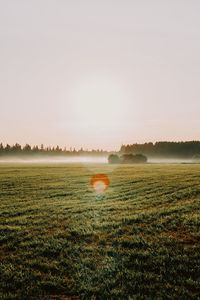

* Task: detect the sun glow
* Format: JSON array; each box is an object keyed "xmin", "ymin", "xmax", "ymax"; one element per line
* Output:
[
  {"xmin": 60, "ymin": 74, "xmax": 136, "ymax": 149},
  {"xmin": 91, "ymin": 173, "xmax": 110, "ymax": 194},
  {"xmin": 66, "ymin": 78, "xmax": 130, "ymax": 131}
]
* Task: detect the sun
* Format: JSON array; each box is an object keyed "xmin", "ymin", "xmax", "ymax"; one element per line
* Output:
[
  {"xmin": 68, "ymin": 76, "xmax": 127, "ymax": 126},
  {"xmin": 63, "ymin": 75, "xmax": 133, "ymax": 149}
]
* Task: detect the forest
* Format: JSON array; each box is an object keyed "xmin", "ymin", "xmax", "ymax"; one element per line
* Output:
[
  {"xmin": 120, "ymin": 141, "xmax": 200, "ymax": 158},
  {"xmin": 0, "ymin": 141, "xmax": 199, "ymax": 159},
  {"xmin": 0, "ymin": 143, "xmax": 108, "ymax": 157}
]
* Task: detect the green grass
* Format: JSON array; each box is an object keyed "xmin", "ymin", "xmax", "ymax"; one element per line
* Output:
[{"xmin": 0, "ymin": 163, "xmax": 200, "ymax": 299}]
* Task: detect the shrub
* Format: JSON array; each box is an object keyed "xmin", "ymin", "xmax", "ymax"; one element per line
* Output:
[
  {"xmin": 108, "ymin": 154, "xmax": 120, "ymax": 164},
  {"xmin": 120, "ymin": 154, "xmax": 147, "ymax": 164},
  {"xmin": 108, "ymin": 153, "xmax": 147, "ymax": 164}
]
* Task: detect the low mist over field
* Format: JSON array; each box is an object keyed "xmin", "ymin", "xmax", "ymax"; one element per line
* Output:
[
  {"xmin": 0, "ymin": 156, "xmax": 108, "ymax": 164},
  {"xmin": 0, "ymin": 156, "xmax": 196, "ymax": 164},
  {"xmin": 148, "ymin": 158, "xmax": 194, "ymax": 164}
]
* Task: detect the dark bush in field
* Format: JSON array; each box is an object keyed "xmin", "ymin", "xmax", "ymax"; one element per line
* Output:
[
  {"xmin": 108, "ymin": 154, "xmax": 121, "ymax": 164},
  {"xmin": 121, "ymin": 153, "xmax": 147, "ymax": 164},
  {"xmin": 108, "ymin": 153, "xmax": 147, "ymax": 164}
]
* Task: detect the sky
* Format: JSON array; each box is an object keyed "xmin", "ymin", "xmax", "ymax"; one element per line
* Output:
[{"xmin": 0, "ymin": 0, "xmax": 200, "ymax": 150}]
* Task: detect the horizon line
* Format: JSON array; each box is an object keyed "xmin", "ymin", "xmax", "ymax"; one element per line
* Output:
[{"xmin": 1, "ymin": 139, "xmax": 200, "ymax": 152}]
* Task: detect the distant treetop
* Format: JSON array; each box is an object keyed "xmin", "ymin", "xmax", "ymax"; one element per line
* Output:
[{"xmin": 120, "ymin": 141, "xmax": 200, "ymax": 158}]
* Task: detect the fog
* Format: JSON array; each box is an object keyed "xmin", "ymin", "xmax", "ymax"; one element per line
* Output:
[
  {"xmin": 0, "ymin": 156, "xmax": 108, "ymax": 164},
  {"xmin": 0, "ymin": 156, "xmax": 196, "ymax": 164},
  {"xmin": 148, "ymin": 158, "xmax": 194, "ymax": 164}
]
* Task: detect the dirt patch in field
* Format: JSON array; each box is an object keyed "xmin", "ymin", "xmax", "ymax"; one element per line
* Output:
[
  {"xmin": 50, "ymin": 296, "xmax": 80, "ymax": 300},
  {"xmin": 163, "ymin": 228, "xmax": 200, "ymax": 246}
]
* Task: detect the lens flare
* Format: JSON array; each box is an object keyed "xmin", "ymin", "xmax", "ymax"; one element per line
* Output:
[{"xmin": 90, "ymin": 173, "xmax": 110, "ymax": 194}]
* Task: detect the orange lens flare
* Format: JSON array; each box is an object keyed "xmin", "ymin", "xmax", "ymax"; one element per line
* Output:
[{"xmin": 90, "ymin": 173, "xmax": 110, "ymax": 194}]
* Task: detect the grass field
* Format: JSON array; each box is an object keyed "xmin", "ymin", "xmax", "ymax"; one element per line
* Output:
[{"xmin": 0, "ymin": 163, "xmax": 200, "ymax": 299}]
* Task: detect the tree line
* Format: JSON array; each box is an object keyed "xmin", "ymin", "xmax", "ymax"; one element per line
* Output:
[
  {"xmin": 120, "ymin": 141, "xmax": 200, "ymax": 158},
  {"xmin": 0, "ymin": 143, "xmax": 109, "ymax": 157},
  {"xmin": 0, "ymin": 141, "xmax": 200, "ymax": 158}
]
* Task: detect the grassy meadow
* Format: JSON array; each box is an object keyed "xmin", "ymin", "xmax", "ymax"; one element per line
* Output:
[{"xmin": 0, "ymin": 163, "xmax": 200, "ymax": 299}]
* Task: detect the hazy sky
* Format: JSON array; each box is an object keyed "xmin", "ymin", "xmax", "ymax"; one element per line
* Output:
[{"xmin": 0, "ymin": 0, "xmax": 200, "ymax": 150}]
